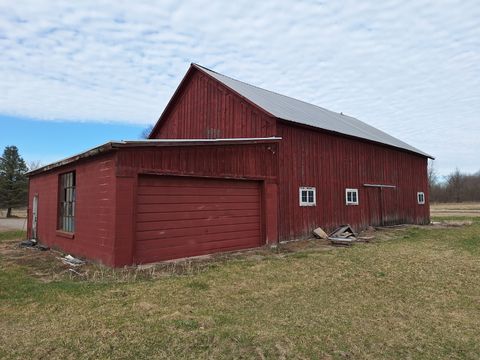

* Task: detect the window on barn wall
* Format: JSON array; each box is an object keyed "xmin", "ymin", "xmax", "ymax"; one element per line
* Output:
[
  {"xmin": 345, "ymin": 188, "xmax": 359, "ymax": 205},
  {"xmin": 299, "ymin": 187, "xmax": 316, "ymax": 206},
  {"xmin": 58, "ymin": 172, "xmax": 76, "ymax": 233},
  {"xmin": 417, "ymin": 192, "xmax": 425, "ymax": 204}
]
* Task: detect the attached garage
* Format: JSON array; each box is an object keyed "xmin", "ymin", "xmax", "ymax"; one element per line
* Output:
[{"xmin": 134, "ymin": 175, "xmax": 263, "ymax": 263}]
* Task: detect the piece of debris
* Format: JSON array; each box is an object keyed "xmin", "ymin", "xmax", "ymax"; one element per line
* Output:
[
  {"xmin": 328, "ymin": 224, "xmax": 357, "ymax": 246},
  {"xmin": 37, "ymin": 244, "xmax": 50, "ymax": 251},
  {"xmin": 68, "ymin": 268, "xmax": 84, "ymax": 276},
  {"xmin": 312, "ymin": 227, "xmax": 328, "ymax": 239},
  {"xmin": 442, "ymin": 220, "xmax": 473, "ymax": 227},
  {"xmin": 357, "ymin": 236, "xmax": 374, "ymax": 243},
  {"xmin": 20, "ymin": 239, "xmax": 37, "ymax": 248},
  {"xmin": 60, "ymin": 254, "xmax": 85, "ymax": 267}
]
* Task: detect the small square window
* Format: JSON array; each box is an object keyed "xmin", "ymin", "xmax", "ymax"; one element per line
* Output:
[
  {"xmin": 346, "ymin": 188, "xmax": 359, "ymax": 205},
  {"xmin": 299, "ymin": 187, "xmax": 316, "ymax": 206},
  {"xmin": 417, "ymin": 192, "xmax": 425, "ymax": 205}
]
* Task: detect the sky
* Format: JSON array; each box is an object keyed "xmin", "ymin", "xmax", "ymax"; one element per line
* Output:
[{"xmin": 0, "ymin": 0, "xmax": 479, "ymax": 178}]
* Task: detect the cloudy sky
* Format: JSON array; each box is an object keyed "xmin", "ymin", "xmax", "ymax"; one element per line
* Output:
[{"xmin": 1, "ymin": 0, "xmax": 479, "ymax": 177}]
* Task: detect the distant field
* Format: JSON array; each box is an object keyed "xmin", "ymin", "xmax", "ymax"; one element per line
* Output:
[{"xmin": 431, "ymin": 202, "xmax": 480, "ymax": 217}]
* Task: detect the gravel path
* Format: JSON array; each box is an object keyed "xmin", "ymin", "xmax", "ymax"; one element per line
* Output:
[{"xmin": 0, "ymin": 218, "xmax": 27, "ymax": 232}]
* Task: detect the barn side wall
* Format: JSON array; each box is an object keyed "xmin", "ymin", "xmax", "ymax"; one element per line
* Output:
[
  {"xmin": 277, "ymin": 121, "xmax": 430, "ymax": 241},
  {"xmin": 28, "ymin": 153, "xmax": 117, "ymax": 266},
  {"xmin": 150, "ymin": 69, "xmax": 276, "ymax": 139}
]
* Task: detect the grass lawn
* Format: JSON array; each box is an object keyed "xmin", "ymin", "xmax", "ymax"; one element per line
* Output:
[{"xmin": 1, "ymin": 219, "xmax": 479, "ymax": 359}]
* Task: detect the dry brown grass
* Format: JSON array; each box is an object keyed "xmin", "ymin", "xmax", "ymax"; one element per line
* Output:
[
  {"xmin": 431, "ymin": 202, "xmax": 480, "ymax": 217},
  {"xmin": 1, "ymin": 220, "xmax": 480, "ymax": 359}
]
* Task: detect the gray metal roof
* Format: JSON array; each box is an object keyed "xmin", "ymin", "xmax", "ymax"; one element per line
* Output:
[{"xmin": 194, "ymin": 64, "xmax": 432, "ymax": 158}]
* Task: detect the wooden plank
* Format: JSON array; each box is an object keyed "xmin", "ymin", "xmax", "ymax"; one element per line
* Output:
[
  {"xmin": 137, "ymin": 209, "xmax": 260, "ymax": 222},
  {"xmin": 136, "ymin": 231, "xmax": 261, "ymax": 251},
  {"xmin": 137, "ymin": 194, "xmax": 260, "ymax": 205},
  {"xmin": 136, "ymin": 215, "xmax": 259, "ymax": 232},
  {"xmin": 136, "ymin": 222, "xmax": 261, "ymax": 242},
  {"xmin": 137, "ymin": 202, "xmax": 259, "ymax": 214}
]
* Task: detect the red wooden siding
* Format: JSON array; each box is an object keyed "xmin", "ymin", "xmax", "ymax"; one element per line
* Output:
[
  {"xmin": 113, "ymin": 142, "xmax": 279, "ymax": 266},
  {"xmin": 115, "ymin": 143, "xmax": 278, "ymax": 180},
  {"xmin": 134, "ymin": 175, "xmax": 262, "ymax": 263},
  {"xmin": 27, "ymin": 154, "xmax": 117, "ymax": 265},
  {"xmin": 150, "ymin": 69, "xmax": 276, "ymax": 139},
  {"xmin": 276, "ymin": 121, "xmax": 429, "ymax": 241}
]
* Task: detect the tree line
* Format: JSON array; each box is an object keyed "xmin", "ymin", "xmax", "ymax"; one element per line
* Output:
[
  {"xmin": 0, "ymin": 145, "xmax": 43, "ymax": 217},
  {"xmin": 429, "ymin": 165, "xmax": 480, "ymax": 203}
]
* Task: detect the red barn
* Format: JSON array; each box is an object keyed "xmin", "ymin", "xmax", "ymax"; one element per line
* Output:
[{"xmin": 27, "ymin": 63, "xmax": 432, "ymax": 266}]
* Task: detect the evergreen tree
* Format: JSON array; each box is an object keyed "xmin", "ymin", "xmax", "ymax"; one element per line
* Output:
[{"xmin": 0, "ymin": 146, "xmax": 28, "ymax": 217}]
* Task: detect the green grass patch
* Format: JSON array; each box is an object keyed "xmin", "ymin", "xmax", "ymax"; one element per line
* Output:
[
  {"xmin": 185, "ymin": 280, "xmax": 209, "ymax": 291},
  {"xmin": 0, "ymin": 230, "xmax": 25, "ymax": 242}
]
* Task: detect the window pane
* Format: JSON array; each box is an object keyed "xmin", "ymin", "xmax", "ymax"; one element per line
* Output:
[
  {"xmin": 301, "ymin": 191, "xmax": 307, "ymax": 202},
  {"xmin": 352, "ymin": 192, "xmax": 357, "ymax": 203},
  {"xmin": 59, "ymin": 172, "xmax": 76, "ymax": 232},
  {"xmin": 308, "ymin": 191, "xmax": 314, "ymax": 203},
  {"xmin": 347, "ymin": 192, "xmax": 352, "ymax": 202}
]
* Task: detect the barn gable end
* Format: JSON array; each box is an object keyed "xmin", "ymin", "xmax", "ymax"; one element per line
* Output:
[{"xmin": 150, "ymin": 68, "xmax": 276, "ymax": 139}]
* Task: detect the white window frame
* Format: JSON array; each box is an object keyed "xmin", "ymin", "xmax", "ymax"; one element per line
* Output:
[
  {"xmin": 299, "ymin": 187, "xmax": 316, "ymax": 206},
  {"xmin": 345, "ymin": 188, "xmax": 359, "ymax": 205},
  {"xmin": 417, "ymin": 192, "xmax": 425, "ymax": 205}
]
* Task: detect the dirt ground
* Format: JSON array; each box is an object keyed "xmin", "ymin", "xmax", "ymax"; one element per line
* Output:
[{"xmin": 430, "ymin": 202, "xmax": 480, "ymax": 217}]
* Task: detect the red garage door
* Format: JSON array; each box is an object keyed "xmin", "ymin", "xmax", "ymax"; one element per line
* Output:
[{"xmin": 135, "ymin": 175, "xmax": 263, "ymax": 263}]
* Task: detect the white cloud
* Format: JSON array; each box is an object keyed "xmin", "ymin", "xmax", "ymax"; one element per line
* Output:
[{"xmin": 0, "ymin": 0, "xmax": 479, "ymax": 175}]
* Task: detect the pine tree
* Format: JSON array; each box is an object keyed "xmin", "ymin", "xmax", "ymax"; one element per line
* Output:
[{"xmin": 0, "ymin": 146, "xmax": 28, "ymax": 217}]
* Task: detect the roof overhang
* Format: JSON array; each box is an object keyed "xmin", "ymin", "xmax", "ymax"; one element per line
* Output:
[{"xmin": 27, "ymin": 137, "xmax": 282, "ymax": 176}]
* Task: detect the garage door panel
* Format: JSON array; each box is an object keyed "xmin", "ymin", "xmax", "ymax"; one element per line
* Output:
[
  {"xmin": 136, "ymin": 230, "xmax": 261, "ymax": 252},
  {"xmin": 137, "ymin": 209, "xmax": 260, "ymax": 223},
  {"xmin": 137, "ymin": 202, "xmax": 258, "ymax": 214},
  {"xmin": 136, "ymin": 222, "xmax": 261, "ymax": 242},
  {"xmin": 136, "ymin": 237, "xmax": 261, "ymax": 262},
  {"xmin": 137, "ymin": 186, "xmax": 258, "ymax": 197},
  {"xmin": 137, "ymin": 194, "xmax": 260, "ymax": 205},
  {"xmin": 136, "ymin": 215, "xmax": 260, "ymax": 232},
  {"xmin": 139, "ymin": 176, "xmax": 259, "ymax": 188},
  {"xmin": 135, "ymin": 175, "xmax": 262, "ymax": 263}
]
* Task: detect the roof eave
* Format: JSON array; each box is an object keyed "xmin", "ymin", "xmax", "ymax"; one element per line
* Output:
[
  {"xmin": 27, "ymin": 138, "xmax": 282, "ymax": 176},
  {"xmin": 276, "ymin": 118, "xmax": 434, "ymax": 159}
]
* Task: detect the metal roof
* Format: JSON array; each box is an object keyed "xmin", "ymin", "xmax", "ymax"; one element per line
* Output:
[{"xmin": 194, "ymin": 64, "xmax": 432, "ymax": 158}]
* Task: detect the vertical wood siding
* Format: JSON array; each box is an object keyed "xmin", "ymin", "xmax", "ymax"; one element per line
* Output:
[
  {"xmin": 150, "ymin": 69, "xmax": 276, "ymax": 139},
  {"xmin": 116, "ymin": 143, "xmax": 278, "ymax": 180},
  {"xmin": 276, "ymin": 121, "xmax": 430, "ymax": 241}
]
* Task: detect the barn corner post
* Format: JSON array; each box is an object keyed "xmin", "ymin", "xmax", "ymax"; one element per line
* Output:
[
  {"xmin": 263, "ymin": 180, "xmax": 278, "ymax": 245},
  {"xmin": 112, "ymin": 174, "xmax": 137, "ymax": 267}
]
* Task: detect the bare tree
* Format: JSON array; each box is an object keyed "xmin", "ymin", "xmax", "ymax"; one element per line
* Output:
[
  {"xmin": 27, "ymin": 160, "xmax": 43, "ymax": 171},
  {"xmin": 140, "ymin": 124, "xmax": 154, "ymax": 139},
  {"xmin": 446, "ymin": 168, "xmax": 464, "ymax": 203},
  {"xmin": 427, "ymin": 160, "xmax": 437, "ymax": 189}
]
